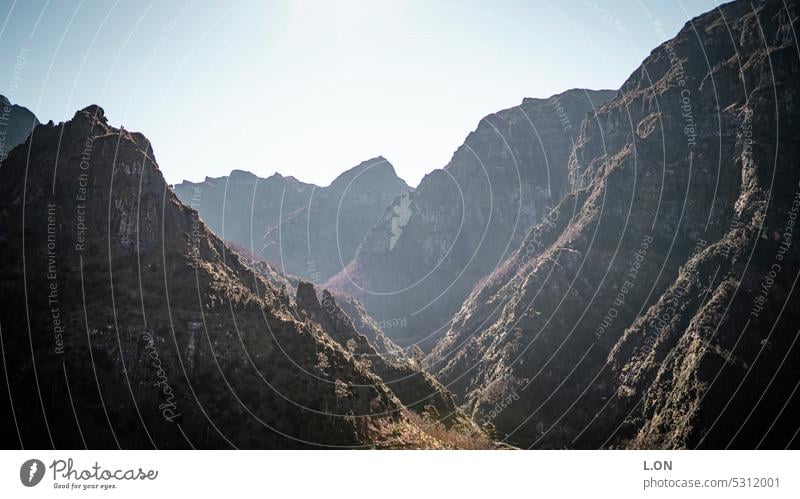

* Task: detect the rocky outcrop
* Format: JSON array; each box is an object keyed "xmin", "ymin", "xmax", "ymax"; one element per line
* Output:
[
  {"xmin": 427, "ymin": 0, "xmax": 800, "ymax": 449},
  {"xmin": 335, "ymin": 294, "xmax": 406, "ymax": 362},
  {"xmin": 0, "ymin": 94, "xmax": 38, "ymax": 160},
  {"xmin": 0, "ymin": 105, "xmax": 445, "ymax": 449},
  {"xmin": 293, "ymin": 282, "xmax": 468, "ymax": 427},
  {"xmin": 327, "ymin": 89, "xmax": 616, "ymax": 349},
  {"xmin": 244, "ymin": 258, "xmax": 407, "ymax": 362},
  {"xmin": 259, "ymin": 157, "xmax": 411, "ymax": 282}
]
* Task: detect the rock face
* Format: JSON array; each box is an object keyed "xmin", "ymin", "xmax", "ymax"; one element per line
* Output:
[
  {"xmin": 260, "ymin": 157, "xmax": 412, "ymax": 282},
  {"xmin": 327, "ymin": 89, "xmax": 616, "ymax": 348},
  {"xmin": 335, "ymin": 294, "xmax": 406, "ymax": 362},
  {"xmin": 0, "ymin": 105, "xmax": 455, "ymax": 449},
  {"xmin": 293, "ymin": 282, "xmax": 466, "ymax": 426},
  {"xmin": 173, "ymin": 169, "xmax": 314, "ymax": 257},
  {"xmin": 427, "ymin": 0, "xmax": 800, "ymax": 449},
  {"xmin": 0, "ymin": 94, "xmax": 39, "ymax": 160},
  {"xmin": 174, "ymin": 157, "xmax": 411, "ymax": 284},
  {"xmin": 241, "ymin": 255, "xmax": 408, "ymax": 361}
]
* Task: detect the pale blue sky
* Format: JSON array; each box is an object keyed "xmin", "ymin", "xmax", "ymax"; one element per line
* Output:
[{"xmin": 0, "ymin": 0, "xmax": 720, "ymax": 186}]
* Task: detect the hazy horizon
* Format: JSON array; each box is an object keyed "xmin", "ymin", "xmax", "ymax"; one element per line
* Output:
[{"xmin": 1, "ymin": 0, "xmax": 719, "ymax": 187}]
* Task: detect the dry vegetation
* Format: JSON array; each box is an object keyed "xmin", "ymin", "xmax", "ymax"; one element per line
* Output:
[{"xmin": 375, "ymin": 410, "xmax": 501, "ymax": 450}]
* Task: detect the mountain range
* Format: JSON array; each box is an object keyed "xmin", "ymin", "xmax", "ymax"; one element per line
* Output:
[
  {"xmin": 0, "ymin": 105, "xmax": 488, "ymax": 449},
  {"xmin": 427, "ymin": 0, "xmax": 800, "ymax": 448},
  {"xmin": 1, "ymin": 0, "xmax": 798, "ymax": 449},
  {"xmin": 173, "ymin": 156, "xmax": 411, "ymax": 284},
  {"xmin": 327, "ymin": 88, "xmax": 617, "ymax": 349}
]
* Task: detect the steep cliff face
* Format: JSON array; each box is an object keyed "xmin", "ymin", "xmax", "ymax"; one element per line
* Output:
[
  {"xmin": 335, "ymin": 293, "xmax": 406, "ymax": 362},
  {"xmin": 174, "ymin": 157, "xmax": 411, "ymax": 284},
  {"xmin": 0, "ymin": 94, "xmax": 39, "ymax": 160},
  {"xmin": 327, "ymin": 89, "xmax": 616, "ymax": 348},
  {"xmin": 428, "ymin": 0, "xmax": 800, "ymax": 449},
  {"xmin": 293, "ymin": 282, "xmax": 467, "ymax": 426},
  {"xmin": 260, "ymin": 157, "xmax": 411, "ymax": 282},
  {"xmin": 236, "ymin": 243, "xmax": 408, "ymax": 362},
  {"xmin": 0, "ymin": 106, "xmax": 446, "ymax": 449},
  {"xmin": 173, "ymin": 169, "xmax": 314, "ymax": 258}
]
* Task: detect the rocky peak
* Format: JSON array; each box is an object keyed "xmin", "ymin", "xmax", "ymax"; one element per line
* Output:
[
  {"xmin": 257, "ymin": 156, "xmax": 412, "ymax": 282},
  {"xmin": 0, "ymin": 94, "xmax": 39, "ymax": 160},
  {"xmin": 172, "ymin": 168, "xmax": 315, "ymax": 256},
  {"xmin": 327, "ymin": 88, "xmax": 616, "ymax": 349},
  {"xmin": 333, "ymin": 155, "xmax": 398, "ymax": 179},
  {"xmin": 229, "ymin": 168, "xmax": 258, "ymax": 179},
  {"xmin": 427, "ymin": 0, "xmax": 800, "ymax": 449},
  {"xmin": 0, "ymin": 105, "xmax": 438, "ymax": 448},
  {"xmin": 296, "ymin": 281, "xmax": 327, "ymax": 326},
  {"xmin": 326, "ymin": 156, "xmax": 409, "ymax": 194},
  {"xmin": 291, "ymin": 281, "xmax": 474, "ymax": 432},
  {"xmin": 75, "ymin": 104, "xmax": 106, "ymax": 122}
]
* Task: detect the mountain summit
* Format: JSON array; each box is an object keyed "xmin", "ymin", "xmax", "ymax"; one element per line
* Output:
[
  {"xmin": 327, "ymin": 88, "xmax": 616, "ymax": 349},
  {"xmin": 259, "ymin": 156, "xmax": 412, "ymax": 282},
  {"xmin": 0, "ymin": 105, "xmax": 477, "ymax": 448},
  {"xmin": 0, "ymin": 94, "xmax": 39, "ymax": 160},
  {"xmin": 174, "ymin": 156, "xmax": 411, "ymax": 283},
  {"xmin": 427, "ymin": 0, "xmax": 800, "ymax": 449}
]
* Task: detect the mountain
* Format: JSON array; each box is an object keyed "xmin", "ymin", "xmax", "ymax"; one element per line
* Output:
[
  {"xmin": 294, "ymin": 282, "xmax": 469, "ymax": 426},
  {"xmin": 427, "ymin": 0, "xmax": 800, "ymax": 449},
  {"xmin": 327, "ymin": 88, "xmax": 616, "ymax": 349},
  {"xmin": 245, "ymin": 258, "xmax": 407, "ymax": 363},
  {"xmin": 260, "ymin": 157, "xmax": 412, "ymax": 282},
  {"xmin": 0, "ymin": 94, "xmax": 38, "ymax": 160},
  {"xmin": 335, "ymin": 293, "xmax": 406, "ymax": 362},
  {"xmin": 235, "ymin": 259, "xmax": 492, "ymax": 445},
  {"xmin": 174, "ymin": 157, "xmax": 411, "ymax": 283},
  {"xmin": 173, "ymin": 169, "xmax": 314, "ymax": 257},
  {"xmin": 0, "ymin": 105, "xmax": 483, "ymax": 449}
]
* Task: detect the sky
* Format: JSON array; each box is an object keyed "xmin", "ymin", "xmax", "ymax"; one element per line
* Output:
[{"xmin": 0, "ymin": 0, "xmax": 720, "ymax": 187}]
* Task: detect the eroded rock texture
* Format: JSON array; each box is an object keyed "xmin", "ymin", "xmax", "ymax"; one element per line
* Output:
[
  {"xmin": 174, "ymin": 157, "xmax": 411, "ymax": 284},
  {"xmin": 427, "ymin": 0, "xmax": 800, "ymax": 449},
  {"xmin": 0, "ymin": 106, "xmax": 450, "ymax": 449},
  {"xmin": 328, "ymin": 89, "xmax": 616, "ymax": 349}
]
